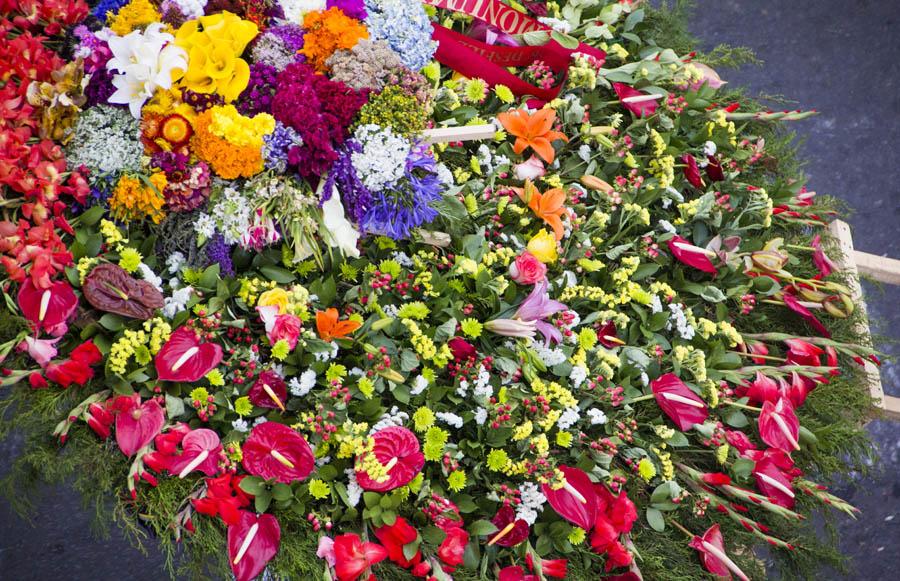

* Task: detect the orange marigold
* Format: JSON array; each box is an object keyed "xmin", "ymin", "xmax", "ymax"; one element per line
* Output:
[
  {"xmin": 191, "ymin": 108, "xmax": 264, "ymax": 179},
  {"xmin": 109, "ymin": 173, "xmax": 167, "ymax": 224},
  {"xmin": 301, "ymin": 8, "xmax": 368, "ymax": 73}
]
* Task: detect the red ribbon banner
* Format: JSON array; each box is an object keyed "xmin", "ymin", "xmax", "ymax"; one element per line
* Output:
[{"xmin": 423, "ymin": 0, "xmax": 606, "ymax": 103}]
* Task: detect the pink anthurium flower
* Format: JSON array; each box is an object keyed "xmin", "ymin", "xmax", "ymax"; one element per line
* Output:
[
  {"xmin": 744, "ymin": 372, "xmax": 779, "ymax": 405},
  {"xmin": 810, "ymin": 234, "xmax": 838, "ymax": 278},
  {"xmin": 688, "ymin": 63, "xmax": 727, "ymax": 90},
  {"xmin": 689, "ymin": 524, "xmax": 750, "ymax": 581},
  {"xmin": 242, "ymin": 422, "xmax": 314, "ymax": 484},
  {"xmin": 499, "ymin": 566, "xmax": 538, "ymax": 581},
  {"xmin": 20, "ymin": 335, "xmax": 61, "ymax": 368},
  {"xmin": 612, "ymin": 82, "xmax": 662, "ymax": 118},
  {"xmin": 541, "ymin": 465, "xmax": 599, "ymax": 531},
  {"xmin": 168, "ymin": 428, "xmax": 222, "ymax": 478},
  {"xmin": 356, "ymin": 426, "xmax": 425, "ymax": 492},
  {"xmin": 651, "ymin": 373, "xmax": 709, "ymax": 431},
  {"xmin": 227, "ymin": 511, "xmax": 281, "ymax": 581},
  {"xmin": 667, "ymin": 235, "xmax": 717, "ymax": 274},
  {"xmin": 17, "ymin": 278, "xmax": 77, "ymax": 336},
  {"xmin": 782, "ymin": 292, "xmax": 830, "ymax": 337},
  {"xmin": 758, "ymin": 398, "xmax": 800, "ymax": 453},
  {"xmin": 487, "ymin": 506, "xmax": 529, "ymax": 547},
  {"xmin": 681, "ymin": 154, "xmax": 704, "ymax": 189},
  {"xmin": 155, "ymin": 326, "xmax": 223, "ymax": 382},
  {"xmin": 752, "ymin": 457, "xmax": 796, "ymax": 508},
  {"xmin": 782, "ymin": 372, "xmax": 815, "ymax": 408},
  {"xmin": 112, "ymin": 393, "xmax": 166, "ymax": 457},
  {"xmin": 248, "ymin": 370, "xmax": 288, "ymax": 412}
]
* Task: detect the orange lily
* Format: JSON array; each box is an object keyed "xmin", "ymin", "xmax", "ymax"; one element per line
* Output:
[
  {"xmin": 315, "ymin": 308, "xmax": 362, "ymax": 342},
  {"xmin": 497, "ymin": 108, "xmax": 568, "ymax": 164},
  {"xmin": 515, "ymin": 180, "xmax": 567, "ymax": 240}
]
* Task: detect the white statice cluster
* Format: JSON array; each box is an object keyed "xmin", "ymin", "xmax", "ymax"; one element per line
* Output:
[
  {"xmin": 231, "ymin": 418, "xmax": 249, "ymax": 433},
  {"xmin": 351, "ymin": 125, "xmax": 410, "ymax": 191},
  {"xmin": 667, "ymin": 302, "xmax": 696, "ymax": 340},
  {"xmin": 435, "ymin": 163, "xmax": 454, "ymax": 186},
  {"xmin": 650, "ymin": 294, "xmax": 664, "ymax": 314},
  {"xmin": 531, "ymin": 341, "xmax": 567, "ymax": 367},
  {"xmin": 472, "ymin": 365, "xmax": 493, "ymax": 398},
  {"xmin": 278, "ymin": 0, "xmax": 326, "ymax": 23},
  {"xmin": 474, "ymin": 407, "xmax": 488, "ymax": 425},
  {"xmin": 410, "ymin": 374, "xmax": 429, "ymax": 396},
  {"xmin": 162, "ymin": 286, "xmax": 193, "ymax": 319},
  {"xmin": 391, "ymin": 251, "xmax": 413, "ymax": 268},
  {"xmin": 66, "ymin": 105, "xmax": 143, "ymax": 175},
  {"xmin": 200, "ymin": 187, "xmax": 252, "ymax": 245},
  {"xmin": 314, "ymin": 341, "xmax": 340, "ymax": 362},
  {"xmin": 557, "ymin": 407, "xmax": 580, "ymax": 430},
  {"xmin": 657, "ymin": 219, "xmax": 677, "ymax": 234},
  {"xmin": 436, "ymin": 412, "xmax": 463, "ymax": 429},
  {"xmin": 137, "ymin": 263, "xmax": 163, "ymax": 292},
  {"xmin": 516, "ymin": 482, "xmax": 547, "ymax": 525},
  {"xmin": 166, "ymin": 251, "xmax": 186, "ymax": 275},
  {"xmin": 169, "ymin": 0, "xmax": 207, "ymax": 19},
  {"xmin": 570, "ymin": 364, "xmax": 588, "ymax": 389},
  {"xmin": 587, "ymin": 408, "xmax": 608, "ymax": 425},
  {"xmin": 289, "ymin": 369, "xmax": 317, "ymax": 397},
  {"xmin": 371, "ymin": 406, "xmax": 409, "ymax": 433},
  {"xmin": 106, "ymin": 23, "xmax": 187, "ymax": 117},
  {"xmin": 578, "ymin": 143, "xmax": 592, "ymax": 162},
  {"xmin": 345, "ymin": 468, "xmax": 363, "ymax": 507}
]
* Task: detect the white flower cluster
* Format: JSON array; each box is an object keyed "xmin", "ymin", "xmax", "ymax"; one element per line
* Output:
[
  {"xmin": 371, "ymin": 406, "xmax": 409, "ymax": 433},
  {"xmin": 277, "ymin": 0, "xmax": 326, "ymax": 23},
  {"xmin": 436, "ymin": 412, "xmax": 463, "ymax": 429},
  {"xmin": 231, "ymin": 418, "xmax": 249, "ymax": 433},
  {"xmin": 166, "ymin": 252, "xmax": 186, "ymax": 275},
  {"xmin": 345, "ymin": 468, "xmax": 363, "ymax": 507},
  {"xmin": 314, "ymin": 342, "xmax": 340, "ymax": 362},
  {"xmin": 137, "ymin": 263, "xmax": 163, "ymax": 292},
  {"xmin": 516, "ymin": 482, "xmax": 547, "ymax": 525},
  {"xmin": 557, "ymin": 407, "xmax": 581, "ymax": 430},
  {"xmin": 537, "ymin": 17, "xmax": 572, "ymax": 34},
  {"xmin": 532, "ymin": 341, "xmax": 567, "ymax": 367},
  {"xmin": 204, "ymin": 188, "xmax": 253, "ymax": 245},
  {"xmin": 587, "ymin": 408, "xmax": 608, "ymax": 425},
  {"xmin": 289, "ymin": 369, "xmax": 317, "ymax": 397},
  {"xmin": 667, "ymin": 302, "xmax": 696, "ymax": 340},
  {"xmin": 472, "ymin": 365, "xmax": 493, "ymax": 398},
  {"xmin": 570, "ymin": 364, "xmax": 588, "ymax": 389},
  {"xmin": 351, "ymin": 124, "xmax": 410, "ymax": 191},
  {"xmin": 474, "ymin": 407, "xmax": 488, "ymax": 425},
  {"xmin": 171, "ymin": 0, "xmax": 207, "ymax": 19},
  {"xmin": 162, "ymin": 286, "xmax": 193, "ymax": 319},
  {"xmin": 410, "ymin": 374, "xmax": 429, "ymax": 396}
]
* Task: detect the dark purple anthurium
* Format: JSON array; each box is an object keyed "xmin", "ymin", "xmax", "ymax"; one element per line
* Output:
[
  {"xmin": 596, "ymin": 320, "xmax": 625, "ymax": 349},
  {"xmin": 705, "ymin": 155, "xmax": 725, "ymax": 182},
  {"xmin": 112, "ymin": 393, "xmax": 166, "ymax": 457},
  {"xmin": 651, "ymin": 373, "xmax": 709, "ymax": 431},
  {"xmin": 248, "ymin": 370, "xmax": 288, "ymax": 412},
  {"xmin": 228, "ymin": 511, "xmax": 281, "ymax": 581},
  {"xmin": 681, "ymin": 154, "xmax": 704, "ymax": 189},
  {"xmin": 667, "ymin": 235, "xmax": 717, "ymax": 274},
  {"xmin": 487, "ymin": 505, "xmax": 529, "ymax": 547}
]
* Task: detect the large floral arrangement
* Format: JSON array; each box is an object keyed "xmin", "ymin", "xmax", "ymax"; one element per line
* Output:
[{"xmin": 0, "ymin": 0, "xmax": 879, "ymax": 580}]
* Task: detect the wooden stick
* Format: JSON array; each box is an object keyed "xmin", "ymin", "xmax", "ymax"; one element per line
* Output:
[
  {"xmin": 852, "ymin": 250, "xmax": 900, "ymax": 286},
  {"xmin": 422, "ymin": 124, "xmax": 496, "ymax": 144},
  {"xmin": 828, "ymin": 220, "xmax": 900, "ymax": 421}
]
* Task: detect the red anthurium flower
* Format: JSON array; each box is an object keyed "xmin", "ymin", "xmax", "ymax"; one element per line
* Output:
[
  {"xmin": 168, "ymin": 428, "xmax": 223, "ymax": 478},
  {"xmin": 356, "ymin": 426, "xmax": 424, "ymax": 492},
  {"xmin": 689, "ymin": 524, "xmax": 750, "ymax": 580},
  {"xmin": 782, "ymin": 372, "xmax": 815, "ymax": 408},
  {"xmin": 810, "ymin": 235, "xmax": 838, "ymax": 278},
  {"xmin": 753, "ymin": 457, "xmax": 796, "ymax": 509},
  {"xmin": 725, "ymin": 430, "xmax": 756, "ymax": 455},
  {"xmin": 744, "ymin": 372, "xmax": 779, "ymax": 405},
  {"xmin": 705, "ymin": 155, "xmax": 725, "ymax": 182},
  {"xmin": 333, "ymin": 533, "xmax": 388, "ymax": 581},
  {"xmin": 781, "ymin": 292, "xmax": 830, "ymax": 337},
  {"xmin": 612, "ymin": 82, "xmax": 662, "ymax": 118},
  {"xmin": 668, "ymin": 235, "xmax": 717, "ymax": 274},
  {"xmin": 45, "ymin": 340, "xmax": 103, "ymax": 388},
  {"xmin": 701, "ymin": 473, "xmax": 732, "ymax": 486},
  {"xmin": 155, "ymin": 326, "xmax": 223, "ymax": 382},
  {"xmin": 227, "ymin": 511, "xmax": 281, "ymax": 581},
  {"xmin": 487, "ymin": 506, "xmax": 529, "ymax": 547},
  {"xmin": 525, "ymin": 553, "xmax": 567, "ymax": 579},
  {"xmin": 248, "ymin": 370, "xmax": 288, "ymax": 412},
  {"xmin": 681, "ymin": 154, "xmax": 704, "ymax": 189},
  {"xmin": 17, "ymin": 278, "xmax": 77, "ymax": 335},
  {"xmin": 758, "ymin": 398, "xmax": 800, "ymax": 453},
  {"xmin": 374, "ymin": 516, "xmax": 421, "ymax": 568},
  {"xmin": 242, "ymin": 422, "xmax": 314, "ymax": 484},
  {"xmin": 498, "ymin": 566, "xmax": 538, "ymax": 581},
  {"xmin": 193, "ymin": 474, "xmax": 251, "ymax": 526},
  {"xmin": 86, "ymin": 401, "xmax": 114, "ymax": 440},
  {"xmin": 541, "ymin": 465, "xmax": 599, "ymax": 531},
  {"xmin": 112, "ymin": 393, "xmax": 166, "ymax": 457},
  {"xmin": 437, "ymin": 526, "xmax": 469, "ymax": 569},
  {"xmin": 596, "ymin": 320, "xmax": 625, "ymax": 348},
  {"xmin": 651, "ymin": 373, "xmax": 709, "ymax": 431},
  {"xmin": 448, "ymin": 337, "xmax": 477, "ymax": 362},
  {"xmin": 783, "ymin": 338, "xmax": 823, "ymax": 367}
]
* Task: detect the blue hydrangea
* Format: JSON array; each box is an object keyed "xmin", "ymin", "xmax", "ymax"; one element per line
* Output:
[{"xmin": 363, "ymin": 0, "xmax": 437, "ymax": 72}]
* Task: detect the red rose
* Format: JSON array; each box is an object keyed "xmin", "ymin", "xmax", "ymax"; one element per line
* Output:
[
  {"xmin": 437, "ymin": 527, "xmax": 469, "ymax": 569},
  {"xmin": 509, "ymin": 251, "xmax": 547, "ymax": 285}
]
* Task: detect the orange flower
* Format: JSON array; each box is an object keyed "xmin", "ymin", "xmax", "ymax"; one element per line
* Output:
[
  {"xmin": 316, "ymin": 308, "xmax": 362, "ymax": 342},
  {"xmin": 515, "ymin": 180, "xmax": 567, "ymax": 240},
  {"xmin": 497, "ymin": 108, "xmax": 568, "ymax": 164},
  {"xmin": 301, "ymin": 8, "xmax": 368, "ymax": 73}
]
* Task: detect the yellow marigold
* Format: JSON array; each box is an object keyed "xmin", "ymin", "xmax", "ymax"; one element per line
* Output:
[
  {"xmin": 108, "ymin": 0, "xmax": 162, "ymax": 36},
  {"xmin": 301, "ymin": 8, "xmax": 368, "ymax": 73},
  {"xmin": 191, "ymin": 108, "xmax": 265, "ymax": 179},
  {"xmin": 109, "ymin": 173, "xmax": 167, "ymax": 224}
]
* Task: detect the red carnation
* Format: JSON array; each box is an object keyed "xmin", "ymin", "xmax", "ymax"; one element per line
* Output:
[
  {"xmin": 193, "ymin": 474, "xmax": 252, "ymax": 526},
  {"xmin": 45, "ymin": 340, "xmax": 102, "ymax": 388},
  {"xmin": 438, "ymin": 526, "xmax": 469, "ymax": 569}
]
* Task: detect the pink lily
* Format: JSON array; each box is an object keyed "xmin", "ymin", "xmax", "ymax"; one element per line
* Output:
[
  {"xmin": 20, "ymin": 335, "xmax": 61, "ymax": 368},
  {"xmin": 758, "ymin": 398, "xmax": 800, "ymax": 452},
  {"xmin": 514, "ymin": 155, "xmax": 547, "ymax": 181},
  {"xmin": 484, "ymin": 318, "xmax": 538, "ymax": 340},
  {"xmin": 514, "ymin": 279, "xmax": 567, "ymax": 344}
]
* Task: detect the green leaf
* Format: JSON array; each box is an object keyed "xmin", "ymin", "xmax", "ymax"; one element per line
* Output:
[
  {"xmin": 165, "ymin": 394, "xmax": 185, "ymax": 419},
  {"xmin": 199, "ymin": 264, "xmax": 220, "ymax": 289},
  {"xmin": 551, "ymin": 31, "xmax": 579, "ymax": 50},
  {"xmin": 468, "ymin": 519, "xmax": 499, "ymax": 536},
  {"xmin": 522, "ymin": 31, "xmax": 550, "ymax": 46},
  {"xmin": 272, "ymin": 483, "xmax": 293, "ymax": 501},
  {"xmin": 433, "ymin": 318, "xmax": 458, "ymax": 343},
  {"xmin": 363, "ymin": 491, "xmax": 381, "ymax": 508},
  {"xmin": 700, "ymin": 285, "xmax": 727, "ymax": 303},
  {"xmin": 650, "ymin": 482, "xmax": 673, "ymax": 504},
  {"xmin": 259, "ymin": 265, "xmax": 296, "ymax": 284},
  {"xmin": 239, "ymin": 476, "xmax": 266, "ymax": 496},
  {"xmin": 78, "ymin": 205, "xmax": 106, "ymax": 226},
  {"xmin": 401, "ymin": 539, "xmax": 420, "ymax": 561},
  {"xmin": 724, "ymin": 409, "xmax": 749, "ymax": 428},
  {"xmin": 646, "ymin": 507, "xmax": 665, "ymax": 532},
  {"xmin": 732, "ymin": 458, "xmax": 755, "ymax": 480},
  {"xmin": 98, "ymin": 314, "xmax": 125, "ymax": 332},
  {"xmin": 255, "ymin": 492, "xmax": 272, "ymax": 513},
  {"xmin": 624, "ymin": 8, "xmax": 645, "ymax": 32}
]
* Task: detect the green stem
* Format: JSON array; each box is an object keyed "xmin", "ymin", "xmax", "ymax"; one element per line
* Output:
[
  {"xmin": 721, "ymin": 400, "xmax": 762, "ymax": 413},
  {"xmin": 623, "ymin": 393, "xmax": 655, "ymax": 405},
  {"xmin": 729, "ymin": 351, "xmax": 786, "ymax": 363}
]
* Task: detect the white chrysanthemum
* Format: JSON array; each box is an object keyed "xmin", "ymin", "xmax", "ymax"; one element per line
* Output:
[
  {"xmin": 289, "ymin": 369, "xmax": 317, "ymax": 397},
  {"xmin": 166, "ymin": 252, "xmax": 186, "ymax": 275},
  {"xmin": 371, "ymin": 406, "xmax": 409, "ymax": 433},
  {"xmin": 587, "ymin": 408, "xmax": 608, "ymax": 425},
  {"xmin": 410, "ymin": 374, "xmax": 429, "ymax": 396},
  {"xmin": 345, "ymin": 469, "xmax": 363, "ymax": 507},
  {"xmin": 436, "ymin": 412, "xmax": 463, "ymax": 429},
  {"xmin": 137, "ymin": 263, "xmax": 163, "ymax": 292},
  {"xmin": 557, "ymin": 407, "xmax": 580, "ymax": 430},
  {"xmin": 472, "ymin": 365, "xmax": 492, "ymax": 398},
  {"xmin": 162, "ymin": 286, "xmax": 193, "ymax": 319},
  {"xmin": 278, "ymin": 0, "xmax": 326, "ymax": 23},
  {"xmin": 570, "ymin": 365, "xmax": 588, "ymax": 389},
  {"xmin": 474, "ymin": 407, "xmax": 488, "ymax": 425}
]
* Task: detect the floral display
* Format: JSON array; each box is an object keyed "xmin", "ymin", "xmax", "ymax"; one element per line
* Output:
[{"xmin": 0, "ymin": 1, "xmax": 879, "ymax": 580}]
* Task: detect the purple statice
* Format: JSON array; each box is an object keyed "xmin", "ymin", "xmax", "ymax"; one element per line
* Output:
[
  {"xmin": 235, "ymin": 63, "xmax": 279, "ymax": 116},
  {"xmin": 266, "ymin": 23, "xmax": 305, "ymax": 53},
  {"xmin": 205, "ymin": 233, "xmax": 235, "ymax": 277},
  {"xmin": 361, "ymin": 142, "xmax": 442, "ymax": 239},
  {"xmin": 251, "ymin": 24, "xmax": 306, "ymax": 71},
  {"xmin": 262, "ymin": 122, "xmax": 304, "ymax": 173},
  {"xmin": 323, "ymin": 141, "xmax": 371, "ymax": 224},
  {"xmin": 327, "ymin": 0, "xmax": 367, "ymax": 20}
]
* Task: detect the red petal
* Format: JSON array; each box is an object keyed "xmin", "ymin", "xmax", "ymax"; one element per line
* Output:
[
  {"xmin": 227, "ymin": 512, "xmax": 281, "ymax": 581},
  {"xmin": 612, "ymin": 82, "xmax": 661, "ymax": 118},
  {"xmin": 689, "ymin": 524, "xmax": 732, "ymax": 578},
  {"xmin": 17, "ymin": 278, "xmax": 77, "ymax": 332},
  {"xmin": 155, "ymin": 327, "xmax": 223, "ymax": 382},
  {"xmin": 753, "ymin": 458, "xmax": 796, "ymax": 508},
  {"xmin": 651, "ymin": 373, "xmax": 709, "ymax": 431},
  {"xmin": 668, "ymin": 236, "xmax": 717, "ymax": 274},
  {"xmin": 168, "ymin": 429, "xmax": 222, "ymax": 477},
  {"xmin": 242, "ymin": 422, "xmax": 314, "ymax": 484},
  {"xmin": 782, "ymin": 293, "xmax": 830, "ymax": 337},
  {"xmin": 541, "ymin": 465, "xmax": 599, "ymax": 531}
]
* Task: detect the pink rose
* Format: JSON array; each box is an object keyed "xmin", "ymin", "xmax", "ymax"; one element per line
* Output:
[
  {"xmin": 270, "ymin": 313, "xmax": 302, "ymax": 350},
  {"xmin": 514, "ymin": 155, "xmax": 546, "ymax": 181},
  {"xmin": 509, "ymin": 251, "xmax": 547, "ymax": 285}
]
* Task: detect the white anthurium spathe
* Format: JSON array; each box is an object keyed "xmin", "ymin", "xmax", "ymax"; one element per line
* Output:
[
  {"xmin": 320, "ymin": 186, "xmax": 361, "ymax": 259},
  {"xmin": 106, "ymin": 23, "xmax": 187, "ymax": 118}
]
